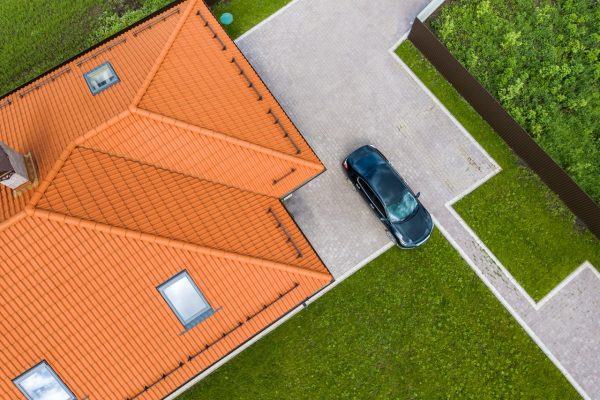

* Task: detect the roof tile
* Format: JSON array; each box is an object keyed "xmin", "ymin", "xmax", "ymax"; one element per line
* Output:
[
  {"xmin": 38, "ymin": 147, "xmax": 325, "ymax": 273},
  {"xmin": 138, "ymin": 4, "xmax": 320, "ymax": 163}
]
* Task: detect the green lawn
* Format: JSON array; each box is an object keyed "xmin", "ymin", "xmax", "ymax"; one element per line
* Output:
[
  {"xmin": 0, "ymin": 0, "xmax": 173, "ymax": 97},
  {"xmin": 210, "ymin": 0, "xmax": 292, "ymax": 39},
  {"xmin": 396, "ymin": 42, "xmax": 600, "ymax": 301},
  {"xmin": 180, "ymin": 231, "xmax": 578, "ymax": 399},
  {"xmin": 0, "ymin": 0, "xmax": 102, "ymax": 96}
]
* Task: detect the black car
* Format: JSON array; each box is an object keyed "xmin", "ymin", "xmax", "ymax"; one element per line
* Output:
[{"xmin": 343, "ymin": 145, "xmax": 433, "ymax": 248}]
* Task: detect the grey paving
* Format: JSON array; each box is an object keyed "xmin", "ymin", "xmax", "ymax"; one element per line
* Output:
[
  {"xmin": 529, "ymin": 265, "xmax": 600, "ymax": 396},
  {"xmin": 237, "ymin": 1, "xmax": 600, "ymax": 398},
  {"xmin": 240, "ymin": 0, "xmax": 496, "ymax": 277}
]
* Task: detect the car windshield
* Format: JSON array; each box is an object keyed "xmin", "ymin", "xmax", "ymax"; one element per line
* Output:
[{"xmin": 386, "ymin": 191, "xmax": 418, "ymax": 222}]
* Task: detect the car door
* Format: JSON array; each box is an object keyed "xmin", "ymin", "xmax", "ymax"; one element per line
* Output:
[{"xmin": 357, "ymin": 177, "xmax": 387, "ymax": 221}]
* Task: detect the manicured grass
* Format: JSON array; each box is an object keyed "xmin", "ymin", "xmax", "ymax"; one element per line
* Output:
[
  {"xmin": 209, "ymin": 0, "xmax": 292, "ymax": 39},
  {"xmin": 1, "ymin": 2, "xmax": 587, "ymax": 397},
  {"xmin": 0, "ymin": 0, "xmax": 173, "ymax": 97},
  {"xmin": 90, "ymin": 0, "xmax": 175, "ymax": 42},
  {"xmin": 180, "ymin": 231, "xmax": 578, "ymax": 399},
  {"xmin": 396, "ymin": 42, "xmax": 600, "ymax": 301}
]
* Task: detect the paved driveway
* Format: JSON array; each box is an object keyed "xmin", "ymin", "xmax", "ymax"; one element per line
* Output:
[
  {"xmin": 238, "ymin": 1, "xmax": 600, "ymax": 398},
  {"xmin": 239, "ymin": 0, "xmax": 497, "ymax": 277}
]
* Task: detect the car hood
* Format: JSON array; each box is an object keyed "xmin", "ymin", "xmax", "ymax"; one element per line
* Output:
[{"xmin": 391, "ymin": 206, "xmax": 433, "ymax": 246}]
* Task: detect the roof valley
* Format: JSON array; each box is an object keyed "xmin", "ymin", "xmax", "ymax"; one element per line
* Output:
[{"xmin": 0, "ymin": 1, "xmax": 330, "ymax": 397}]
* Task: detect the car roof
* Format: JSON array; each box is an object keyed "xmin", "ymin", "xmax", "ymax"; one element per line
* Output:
[{"xmin": 364, "ymin": 163, "xmax": 408, "ymax": 204}]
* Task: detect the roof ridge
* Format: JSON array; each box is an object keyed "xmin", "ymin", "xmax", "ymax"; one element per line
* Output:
[
  {"xmin": 74, "ymin": 144, "xmax": 292, "ymax": 198},
  {"xmin": 31, "ymin": 207, "xmax": 332, "ymax": 283},
  {"xmin": 132, "ymin": 107, "xmax": 324, "ymax": 171},
  {"xmin": 132, "ymin": 2, "xmax": 322, "ymax": 165},
  {"xmin": 0, "ymin": 210, "xmax": 28, "ymax": 233},
  {"xmin": 25, "ymin": 110, "xmax": 132, "ymax": 210},
  {"xmin": 130, "ymin": 0, "xmax": 197, "ymax": 108}
]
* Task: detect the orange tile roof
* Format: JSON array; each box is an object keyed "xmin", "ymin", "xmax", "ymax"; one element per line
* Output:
[
  {"xmin": 137, "ymin": 8, "xmax": 319, "ymax": 162},
  {"xmin": 83, "ymin": 110, "xmax": 323, "ymax": 197},
  {"xmin": 0, "ymin": 4, "xmax": 180, "ymax": 222},
  {"xmin": 0, "ymin": 1, "xmax": 329, "ymax": 399},
  {"xmin": 38, "ymin": 146, "xmax": 323, "ymax": 272},
  {"xmin": 0, "ymin": 214, "xmax": 329, "ymax": 399}
]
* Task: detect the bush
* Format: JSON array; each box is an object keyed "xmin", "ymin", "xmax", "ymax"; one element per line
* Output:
[
  {"xmin": 91, "ymin": 0, "xmax": 173, "ymax": 42},
  {"xmin": 431, "ymin": 0, "xmax": 600, "ymax": 203}
]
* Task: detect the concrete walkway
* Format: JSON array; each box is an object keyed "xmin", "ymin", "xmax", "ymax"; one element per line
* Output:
[{"xmin": 237, "ymin": 1, "xmax": 600, "ymax": 398}]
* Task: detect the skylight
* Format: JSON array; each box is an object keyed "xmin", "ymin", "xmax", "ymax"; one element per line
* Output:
[
  {"xmin": 13, "ymin": 361, "xmax": 75, "ymax": 400},
  {"xmin": 158, "ymin": 271, "xmax": 214, "ymax": 330},
  {"xmin": 83, "ymin": 62, "xmax": 119, "ymax": 95}
]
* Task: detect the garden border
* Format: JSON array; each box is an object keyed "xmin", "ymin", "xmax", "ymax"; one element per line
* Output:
[{"xmin": 407, "ymin": 17, "xmax": 600, "ymax": 239}]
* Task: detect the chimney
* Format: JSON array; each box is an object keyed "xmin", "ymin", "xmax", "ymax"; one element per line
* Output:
[{"xmin": 0, "ymin": 142, "xmax": 30, "ymax": 190}]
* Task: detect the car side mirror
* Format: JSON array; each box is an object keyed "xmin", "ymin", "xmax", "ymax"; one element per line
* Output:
[{"xmin": 415, "ymin": 192, "xmax": 421, "ymax": 199}]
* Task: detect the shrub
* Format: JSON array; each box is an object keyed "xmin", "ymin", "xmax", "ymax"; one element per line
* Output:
[{"xmin": 431, "ymin": 0, "xmax": 600, "ymax": 203}]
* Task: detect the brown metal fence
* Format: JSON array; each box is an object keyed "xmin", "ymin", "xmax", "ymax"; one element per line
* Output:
[{"xmin": 408, "ymin": 18, "xmax": 600, "ymax": 238}]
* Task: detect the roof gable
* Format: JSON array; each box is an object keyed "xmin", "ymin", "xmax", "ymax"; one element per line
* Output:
[
  {"xmin": 137, "ymin": 5, "xmax": 319, "ymax": 162},
  {"xmin": 37, "ymin": 146, "xmax": 325, "ymax": 271}
]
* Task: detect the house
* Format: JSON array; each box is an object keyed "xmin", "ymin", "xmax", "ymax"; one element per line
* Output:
[{"xmin": 0, "ymin": 1, "xmax": 331, "ymax": 399}]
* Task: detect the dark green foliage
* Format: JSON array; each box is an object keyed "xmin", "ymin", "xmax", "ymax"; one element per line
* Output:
[
  {"xmin": 180, "ymin": 232, "xmax": 579, "ymax": 399},
  {"xmin": 90, "ymin": 0, "xmax": 174, "ymax": 42},
  {"xmin": 430, "ymin": 0, "xmax": 600, "ymax": 203}
]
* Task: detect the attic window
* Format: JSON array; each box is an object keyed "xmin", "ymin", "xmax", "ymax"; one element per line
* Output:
[
  {"xmin": 158, "ymin": 271, "xmax": 214, "ymax": 330},
  {"xmin": 83, "ymin": 62, "xmax": 119, "ymax": 95},
  {"xmin": 13, "ymin": 361, "xmax": 75, "ymax": 400}
]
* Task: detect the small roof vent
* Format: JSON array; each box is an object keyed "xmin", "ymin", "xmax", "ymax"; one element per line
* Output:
[{"xmin": 0, "ymin": 142, "xmax": 37, "ymax": 195}]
